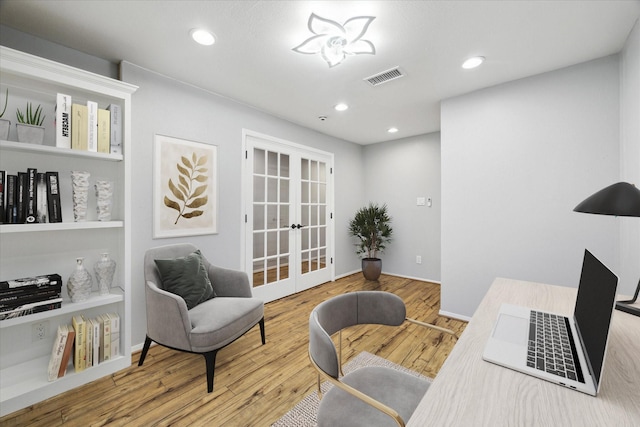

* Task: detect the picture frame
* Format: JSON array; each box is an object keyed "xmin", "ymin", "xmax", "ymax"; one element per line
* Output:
[{"xmin": 153, "ymin": 134, "xmax": 218, "ymax": 238}]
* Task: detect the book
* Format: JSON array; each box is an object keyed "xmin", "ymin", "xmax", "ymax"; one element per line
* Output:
[
  {"xmin": 87, "ymin": 100, "xmax": 98, "ymax": 152},
  {"xmin": 36, "ymin": 172, "xmax": 48, "ymax": 223},
  {"xmin": 25, "ymin": 168, "xmax": 37, "ymax": 223},
  {"xmin": 46, "ymin": 172, "xmax": 62, "ymax": 223},
  {"xmin": 16, "ymin": 172, "xmax": 26, "ymax": 224},
  {"xmin": 107, "ymin": 312, "xmax": 120, "ymax": 358},
  {"xmin": 0, "ymin": 290, "xmax": 61, "ymax": 308},
  {"xmin": 85, "ymin": 316, "xmax": 93, "ymax": 368},
  {"xmin": 71, "ymin": 103, "xmax": 88, "ymax": 150},
  {"xmin": 58, "ymin": 324, "xmax": 76, "ymax": 378},
  {"xmin": 106, "ymin": 104, "xmax": 121, "ymax": 155},
  {"xmin": 99, "ymin": 313, "xmax": 111, "ymax": 362},
  {"xmin": 72, "ymin": 315, "xmax": 86, "ymax": 372},
  {"xmin": 55, "ymin": 93, "xmax": 72, "ymax": 149},
  {"xmin": 0, "ymin": 170, "xmax": 5, "ymax": 224},
  {"xmin": 0, "ymin": 273, "xmax": 62, "ymax": 290},
  {"xmin": 5, "ymin": 174, "xmax": 16, "ymax": 223},
  {"xmin": 97, "ymin": 108, "xmax": 111, "ymax": 153},
  {"xmin": 0, "ymin": 298, "xmax": 62, "ymax": 321},
  {"xmin": 89, "ymin": 317, "xmax": 100, "ymax": 367},
  {"xmin": 47, "ymin": 324, "xmax": 69, "ymax": 381}
]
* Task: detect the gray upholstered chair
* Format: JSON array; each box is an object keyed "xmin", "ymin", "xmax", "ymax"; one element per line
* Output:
[
  {"xmin": 139, "ymin": 243, "xmax": 265, "ymax": 392},
  {"xmin": 309, "ymin": 291, "xmax": 458, "ymax": 427}
]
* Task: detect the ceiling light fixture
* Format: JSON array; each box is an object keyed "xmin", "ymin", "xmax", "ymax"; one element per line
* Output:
[
  {"xmin": 334, "ymin": 103, "xmax": 349, "ymax": 111},
  {"xmin": 190, "ymin": 29, "xmax": 215, "ymax": 46},
  {"xmin": 462, "ymin": 56, "xmax": 485, "ymax": 69},
  {"xmin": 292, "ymin": 13, "xmax": 376, "ymax": 67},
  {"xmin": 387, "ymin": 127, "xmax": 398, "ymax": 134}
]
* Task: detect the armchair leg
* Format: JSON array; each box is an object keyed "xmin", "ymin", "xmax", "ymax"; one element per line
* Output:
[
  {"xmin": 259, "ymin": 317, "xmax": 266, "ymax": 345},
  {"xmin": 138, "ymin": 336, "xmax": 153, "ymax": 366},
  {"xmin": 203, "ymin": 350, "xmax": 218, "ymax": 393}
]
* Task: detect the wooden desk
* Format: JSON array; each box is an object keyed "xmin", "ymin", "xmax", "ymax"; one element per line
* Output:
[{"xmin": 408, "ymin": 278, "xmax": 640, "ymax": 426}]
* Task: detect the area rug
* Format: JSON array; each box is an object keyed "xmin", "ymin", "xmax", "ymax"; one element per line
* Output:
[{"xmin": 271, "ymin": 351, "xmax": 432, "ymax": 427}]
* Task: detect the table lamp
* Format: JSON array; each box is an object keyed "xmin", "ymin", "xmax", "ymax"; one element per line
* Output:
[{"xmin": 574, "ymin": 182, "xmax": 640, "ymax": 317}]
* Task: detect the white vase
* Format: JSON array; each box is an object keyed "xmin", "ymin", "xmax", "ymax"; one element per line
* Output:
[
  {"xmin": 94, "ymin": 180, "xmax": 113, "ymax": 221},
  {"xmin": 71, "ymin": 171, "xmax": 91, "ymax": 221},
  {"xmin": 94, "ymin": 253, "xmax": 116, "ymax": 295},
  {"xmin": 67, "ymin": 257, "xmax": 93, "ymax": 303}
]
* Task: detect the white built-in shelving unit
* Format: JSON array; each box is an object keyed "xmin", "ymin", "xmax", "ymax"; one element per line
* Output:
[{"xmin": 0, "ymin": 46, "xmax": 137, "ymax": 416}]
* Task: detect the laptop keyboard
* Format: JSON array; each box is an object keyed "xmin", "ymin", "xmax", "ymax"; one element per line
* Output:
[{"xmin": 527, "ymin": 311, "xmax": 584, "ymax": 383}]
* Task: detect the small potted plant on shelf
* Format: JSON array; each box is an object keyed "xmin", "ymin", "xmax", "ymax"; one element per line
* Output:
[
  {"xmin": 16, "ymin": 101, "xmax": 46, "ymax": 144},
  {"xmin": 348, "ymin": 202, "xmax": 393, "ymax": 281},
  {"xmin": 0, "ymin": 88, "xmax": 9, "ymax": 140}
]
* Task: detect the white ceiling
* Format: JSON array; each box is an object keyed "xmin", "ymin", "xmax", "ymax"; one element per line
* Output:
[{"xmin": 1, "ymin": 1, "xmax": 639, "ymax": 145}]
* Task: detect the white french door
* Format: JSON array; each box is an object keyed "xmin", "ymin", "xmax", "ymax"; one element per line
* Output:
[{"xmin": 243, "ymin": 131, "xmax": 334, "ymax": 302}]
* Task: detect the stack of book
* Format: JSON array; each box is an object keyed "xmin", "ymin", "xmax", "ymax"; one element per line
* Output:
[
  {"xmin": 0, "ymin": 274, "xmax": 63, "ymax": 321},
  {"xmin": 56, "ymin": 93, "xmax": 121, "ymax": 155},
  {"xmin": 47, "ymin": 312, "xmax": 120, "ymax": 381},
  {"xmin": 0, "ymin": 169, "xmax": 62, "ymax": 224}
]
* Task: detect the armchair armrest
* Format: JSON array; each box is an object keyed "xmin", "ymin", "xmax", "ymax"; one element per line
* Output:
[
  {"xmin": 207, "ymin": 265, "xmax": 253, "ymax": 298},
  {"xmin": 145, "ymin": 280, "xmax": 193, "ymax": 350}
]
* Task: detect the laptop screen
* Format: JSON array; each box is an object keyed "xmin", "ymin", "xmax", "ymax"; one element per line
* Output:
[{"xmin": 573, "ymin": 249, "xmax": 618, "ymax": 388}]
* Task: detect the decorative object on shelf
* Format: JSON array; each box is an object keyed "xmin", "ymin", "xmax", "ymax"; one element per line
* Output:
[
  {"xmin": 70, "ymin": 170, "xmax": 91, "ymax": 221},
  {"xmin": 0, "ymin": 88, "xmax": 9, "ymax": 140},
  {"xmin": 16, "ymin": 102, "xmax": 45, "ymax": 144},
  {"xmin": 292, "ymin": 13, "xmax": 376, "ymax": 67},
  {"xmin": 94, "ymin": 253, "xmax": 116, "ymax": 295},
  {"xmin": 574, "ymin": 181, "xmax": 640, "ymax": 317},
  {"xmin": 153, "ymin": 134, "xmax": 218, "ymax": 238},
  {"xmin": 348, "ymin": 202, "xmax": 393, "ymax": 281},
  {"xmin": 67, "ymin": 257, "xmax": 93, "ymax": 303},
  {"xmin": 95, "ymin": 180, "xmax": 113, "ymax": 221}
]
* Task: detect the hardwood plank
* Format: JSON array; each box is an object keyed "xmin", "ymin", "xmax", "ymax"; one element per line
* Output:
[{"xmin": 0, "ymin": 274, "xmax": 467, "ymax": 426}]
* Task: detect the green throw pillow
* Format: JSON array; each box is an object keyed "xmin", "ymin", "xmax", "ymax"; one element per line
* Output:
[{"xmin": 154, "ymin": 250, "xmax": 215, "ymax": 309}]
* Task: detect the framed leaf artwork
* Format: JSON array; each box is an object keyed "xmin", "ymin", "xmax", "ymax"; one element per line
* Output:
[{"xmin": 153, "ymin": 134, "xmax": 218, "ymax": 238}]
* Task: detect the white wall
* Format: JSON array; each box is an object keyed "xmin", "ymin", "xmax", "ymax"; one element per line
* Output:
[
  {"xmin": 120, "ymin": 63, "xmax": 365, "ymax": 348},
  {"xmin": 619, "ymin": 18, "xmax": 640, "ymax": 295},
  {"xmin": 362, "ymin": 133, "xmax": 441, "ymax": 282},
  {"xmin": 441, "ymin": 55, "xmax": 621, "ymax": 318}
]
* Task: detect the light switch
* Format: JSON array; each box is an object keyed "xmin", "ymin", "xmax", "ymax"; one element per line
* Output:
[{"xmin": 417, "ymin": 197, "xmax": 426, "ymax": 206}]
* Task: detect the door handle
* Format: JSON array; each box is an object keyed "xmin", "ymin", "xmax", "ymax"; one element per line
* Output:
[{"xmin": 291, "ymin": 224, "xmax": 305, "ymax": 229}]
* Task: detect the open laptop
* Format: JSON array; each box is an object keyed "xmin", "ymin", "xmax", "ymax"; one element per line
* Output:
[{"xmin": 483, "ymin": 249, "xmax": 618, "ymax": 396}]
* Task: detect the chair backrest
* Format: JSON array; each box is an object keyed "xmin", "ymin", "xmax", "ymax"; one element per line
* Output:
[
  {"xmin": 144, "ymin": 243, "xmax": 203, "ymax": 290},
  {"xmin": 309, "ymin": 291, "xmax": 406, "ymax": 378}
]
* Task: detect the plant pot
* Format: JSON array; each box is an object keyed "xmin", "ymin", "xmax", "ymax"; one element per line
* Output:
[
  {"xmin": 0, "ymin": 119, "xmax": 10, "ymax": 140},
  {"xmin": 16, "ymin": 123, "xmax": 45, "ymax": 144},
  {"xmin": 362, "ymin": 258, "xmax": 382, "ymax": 281}
]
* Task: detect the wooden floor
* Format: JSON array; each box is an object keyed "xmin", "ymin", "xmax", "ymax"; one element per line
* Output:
[{"xmin": 1, "ymin": 274, "xmax": 467, "ymax": 426}]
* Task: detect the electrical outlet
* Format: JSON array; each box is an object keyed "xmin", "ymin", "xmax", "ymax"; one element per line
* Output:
[
  {"xmin": 31, "ymin": 321, "xmax": 49, "ymax": 342},
  {"xmin": 416, "ymin": 255, "xmax": 422, "ymax": 264}
]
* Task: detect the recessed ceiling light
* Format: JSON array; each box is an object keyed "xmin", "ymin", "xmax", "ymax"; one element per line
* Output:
[
  {"xmin": 387, "ymin": 127, "xmax": 398, "ymax": 133},
  {"xmin": 334, "ymin": 103, "xmax": 349, "ymax": 112},
  {"xmin": 190, "ymin": 29, "xmax": 215, "ymax": 46},
  {"xmin": 462, "ymin": 56, "xmax": 485, "ymax": 69}
]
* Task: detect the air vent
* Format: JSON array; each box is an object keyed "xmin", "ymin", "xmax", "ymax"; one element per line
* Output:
[{"xmin": 364, "ymin": 67, "xmax": 404, "ymax": 86}]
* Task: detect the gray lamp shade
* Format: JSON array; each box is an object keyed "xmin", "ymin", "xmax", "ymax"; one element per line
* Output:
[{"xmin": 573, "ymin": 182, "xmax": 640, "ymax": 217}]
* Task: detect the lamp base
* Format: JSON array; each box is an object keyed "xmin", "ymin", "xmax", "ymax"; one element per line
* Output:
[{"xmin": 614, "ymin": 277, "xmax": 640, "ymax": 317}]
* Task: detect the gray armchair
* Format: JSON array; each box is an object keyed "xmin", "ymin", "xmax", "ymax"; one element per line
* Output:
[
  {"xmin": 139, "ymin": 243, "xmax": 265, "ymax": 392},
  {"xmin": 309, "ymin": 291, "xmax": 458, "ymax": 427}
]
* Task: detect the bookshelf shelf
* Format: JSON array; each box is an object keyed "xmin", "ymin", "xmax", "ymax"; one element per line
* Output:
[
  {"xmin": 0, "ymin": 220, "xmax": 124, "ymax": 234},
  {"xmin": 0, "ymin": 140, "xmax": 124, "ymax": 161},
  {"xmin": 0, "ymin": 46, "xmax": 137, "ymax": 417}
]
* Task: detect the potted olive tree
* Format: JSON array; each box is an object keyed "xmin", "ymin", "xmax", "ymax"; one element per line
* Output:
[{"xmin": 348, "ymin": 202, "xmax": 393, "ymax": 281}]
